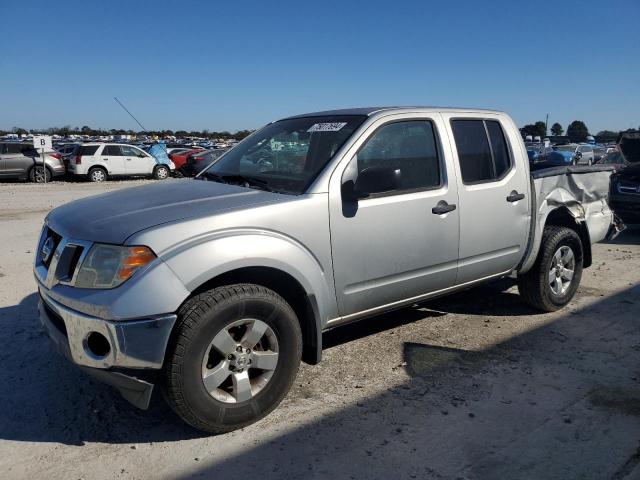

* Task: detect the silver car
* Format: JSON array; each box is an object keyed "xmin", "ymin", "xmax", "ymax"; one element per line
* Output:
[
  {"xmin": 0, "ymin": 142, "xmax": 66, "ymax": 182},
  {"xmin": 35, "ymin": 107, "xmax": 617, "ymax": 433}
]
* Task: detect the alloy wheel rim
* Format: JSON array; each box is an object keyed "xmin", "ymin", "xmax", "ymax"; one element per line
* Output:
[
  {"xmin": 34, "ymin": 167, "xmax": 46, "ymax": 183},
  {"xmin": 157, "ymin": 167, "xmax": 168, "ymax": 178},
  {"xmin": 92, "ymin": 170, "xmax": 105, "ymax": 181},
  {"xmin": 201, "ymin": 318, "xmax": 279, "ymax": 403},
  {"xmin": 549, "ymin": 245, "xmax": 575, "ymax": 296}
]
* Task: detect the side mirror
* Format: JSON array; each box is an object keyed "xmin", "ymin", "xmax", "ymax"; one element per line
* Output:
[{"xmin": 342, "ymin": 166, "xmax": 402, "ymax": 201}]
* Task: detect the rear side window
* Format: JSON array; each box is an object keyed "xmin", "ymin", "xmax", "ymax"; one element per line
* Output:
[
  {"xmin": 451, "ymin": 119, "xmax": 513, "ymax": 184},
  {"xmin": 5, "ymin": 143, "xmax": 28, "ymax": 154},
  {"xmin": 102, "ymin": 145, "xmax": 123, "ymax": 156}
]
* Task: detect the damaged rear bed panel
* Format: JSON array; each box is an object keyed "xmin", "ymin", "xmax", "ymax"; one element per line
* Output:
[{"xmin": 519, "ymin": 165, "xmax": 615, "ymax": 274}]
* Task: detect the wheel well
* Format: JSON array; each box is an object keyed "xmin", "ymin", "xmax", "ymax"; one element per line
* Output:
[
  {"xmin": 29, "ymin": 164, "xmax": 53, "ymax": 177},
  {"xmin": 191, "ymin": 267, "xmax": 321, "ymax": 365},
  {"xmin": 545, "ymin": 207, "xmax": 592, "ymax": 268},
  {"xmin": 89, "ymin": 165, "xmax": 107, "ymax": 173}
]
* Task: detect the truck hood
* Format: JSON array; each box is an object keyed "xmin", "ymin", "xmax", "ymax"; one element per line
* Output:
[{"xmin": 46, "ymin": 179, "xmax": 290, "ymax": 244}]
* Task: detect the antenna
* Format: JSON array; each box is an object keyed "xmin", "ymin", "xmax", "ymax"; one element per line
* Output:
[{"xmin": 113, "ymin": 97, "xmax": 147, "ymax": 132}]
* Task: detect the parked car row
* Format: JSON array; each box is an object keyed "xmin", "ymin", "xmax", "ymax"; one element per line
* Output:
[
  {"xmin": 0, "ymin": 141, "xmax": 230, "ymax": 183},
  {"xmin": 0, "ymin": 142, "xmax": 66, "ymax": 182}
]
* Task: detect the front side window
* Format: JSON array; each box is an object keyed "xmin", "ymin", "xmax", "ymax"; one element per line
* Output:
[
  {"xmin": 451, "ymin": 119, "xmax": 513, "ymax": 184},
  {"xmin": 200, "ymin": 115, "xmax": 366, "ymax": 194},
  {"xmin": 121, "ymin": 145, "xmax": 143, "ymax": 157},
  {"xmin": 355, "ymin": 120, "xmax": 441, "ymax": 193}
]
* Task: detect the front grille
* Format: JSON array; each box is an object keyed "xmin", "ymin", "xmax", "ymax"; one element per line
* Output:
[
  {"xmin": 40, "ymin": 227, "xmax": 63, "ymax": 269},
  {"xmin": 618, "ymin": 183, "xmax": 640, "ymax": 195},
  {"xmin": 43, "ymin": 301, "xmax": 68, "ymax": 337},
  {"xmin": 54, "ymin": 244, "xmax": 85, "ymax": 282}
]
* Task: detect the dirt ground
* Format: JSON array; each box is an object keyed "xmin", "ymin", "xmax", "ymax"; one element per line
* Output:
[{"xmin": 1, "ymin": 179, "xmax": 639, "ymax": 480}]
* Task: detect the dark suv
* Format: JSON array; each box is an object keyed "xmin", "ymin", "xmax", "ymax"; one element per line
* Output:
[{"xmin": 0, "ymin": 142, "xmax": 66, "ymax": 182}]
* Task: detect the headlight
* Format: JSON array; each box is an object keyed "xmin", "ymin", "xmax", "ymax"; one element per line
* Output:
[{"xmin": 75, "ymin": 244, "xmax": 156, "ymax": 289}]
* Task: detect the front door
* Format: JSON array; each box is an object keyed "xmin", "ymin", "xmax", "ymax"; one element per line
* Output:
[
  {"xmin": 122, "ymin": 145, "xmax": 153, "ymax": 175},
  {"xmin": 329, "ymin": 116, "xmax": 460, "ymax": 317},
  {"xmin": 442, "ymin": 114, "xmax": 530, "ymax": 284}
]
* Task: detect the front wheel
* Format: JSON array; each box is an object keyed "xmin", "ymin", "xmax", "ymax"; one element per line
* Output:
[
  {"xmin": 517, "ymin": 226, "xmax": 583, "ymax": 312},
  {"xmin": 153, "ymin": 165, "xmax": 170, "ymax": 180},
  {"xmin": 163, "ymin": 284, "xmax": 302, "ymax": 434}
]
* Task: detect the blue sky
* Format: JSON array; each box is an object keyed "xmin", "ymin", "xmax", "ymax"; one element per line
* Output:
[{"xmin": 1, "ymin": 0, "xmax": 638, "ymax": 133}]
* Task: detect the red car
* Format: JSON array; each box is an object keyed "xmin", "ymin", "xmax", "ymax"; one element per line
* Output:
[{"xmin": 169, "ymin": 148, "xmax": 204, "ymax": 170}]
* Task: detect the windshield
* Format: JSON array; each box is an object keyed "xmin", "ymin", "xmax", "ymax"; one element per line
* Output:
[
  {"xmin": 199, "ymin": 115, "xmax": 366, "ymax": 194},
  {"xmin": 554, "ymin": 145, "xmax": 576, "ymax": 152}
]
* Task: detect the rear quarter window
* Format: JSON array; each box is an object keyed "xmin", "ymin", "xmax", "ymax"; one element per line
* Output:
[{"xmin": 79, "ymin": 145, "xmax": 100, "ymax": 156}]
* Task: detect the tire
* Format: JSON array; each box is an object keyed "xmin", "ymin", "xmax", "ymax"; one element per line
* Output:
[
  {"xmin": 153, "ymin": 165, "xmax": 170, "ymax": 180},
  {"xmin": 29, "ymin": 165, "xmax": 52, "ymax": 183},
  {"xmin": 163, "ymin": 284, "xmax": 302, "ymax": 434},
  {"xmin": 88, "ymin": 167, "xmax": 107, "ymax": 182},
  {"xmin": 517, "ymin": 226, "xmax": 583, "ymax": 312}
]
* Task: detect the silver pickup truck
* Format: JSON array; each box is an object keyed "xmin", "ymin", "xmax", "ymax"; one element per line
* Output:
[{"xmin": 35, "ymin": 107, "xmax": 618, "ymax": 433}]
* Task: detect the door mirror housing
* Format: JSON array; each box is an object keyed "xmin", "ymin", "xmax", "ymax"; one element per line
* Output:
[{"xmin": 342, "ymin": 166, "xmax": 402, "ymax": 201}]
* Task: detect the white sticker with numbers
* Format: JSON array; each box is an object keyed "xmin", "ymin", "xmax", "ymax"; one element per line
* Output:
[{"xmin": 307, "ymin": 122, "xmax": 347, "ymax": 132}]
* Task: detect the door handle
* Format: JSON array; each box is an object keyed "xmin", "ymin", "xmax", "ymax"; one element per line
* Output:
[
  {"xmin": 432, "ymin": 200, "xmax": 456, "ymax": 215},
  {"xmin": 506, "ymin": 191, "xmax": 525, "ymax": 202}
]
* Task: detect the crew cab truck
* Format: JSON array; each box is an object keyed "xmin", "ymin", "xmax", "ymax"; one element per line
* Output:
[{"xmin": 35, "ymin": 107, "xmax": 618, "ymax": 433}]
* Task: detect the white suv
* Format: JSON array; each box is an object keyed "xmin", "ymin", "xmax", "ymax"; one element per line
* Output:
[{"xmin": 69, "ymin": 143, "xmax": 175, "ymax": 182}]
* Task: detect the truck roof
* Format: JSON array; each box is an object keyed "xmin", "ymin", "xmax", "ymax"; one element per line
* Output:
[{"xmin": 281, "ymin": 106, "xmax": 505, "ymax": 120}]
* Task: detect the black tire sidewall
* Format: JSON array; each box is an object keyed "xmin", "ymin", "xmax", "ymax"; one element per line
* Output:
[
  {"xmin": 539, "ymin": 229, "xmax": 583, "ymax": 308},
  {"xmin": 175, "ymin": 292, "xmax": 301, "ymax": 430},
  {"xmin": 154, "ymin": 165, "xmax": 169, "ymax": 179},
  {"xmin": 30, "ymin": 166, "xmax": 51, "ymax": 183},
  {"xmin": 89, "ymin": 167, "xmax": 106, "ymax": 182}
]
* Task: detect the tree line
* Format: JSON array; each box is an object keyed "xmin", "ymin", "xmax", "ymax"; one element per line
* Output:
[
  {"xmin": 519, "ymin": 120, "xmax": 636, "ymax": 143},
  {"xmin": 1, "ymin": 125, "xmax": 254, "ymax": 140}
]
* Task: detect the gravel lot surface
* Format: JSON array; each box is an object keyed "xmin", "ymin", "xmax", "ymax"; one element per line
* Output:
[{"xmin": 1, "ymin": 179, "xmax": 639, "ymax": 480}]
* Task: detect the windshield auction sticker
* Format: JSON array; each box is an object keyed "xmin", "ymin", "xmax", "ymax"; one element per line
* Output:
[{"xmin": 307, "ymin": 122, "xmax": 347, "ymax": 132}]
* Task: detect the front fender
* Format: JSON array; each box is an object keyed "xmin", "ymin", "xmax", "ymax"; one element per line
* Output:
[{"xmin": 162, "ymin": 229, "xmax": 337, "ymax": 326}]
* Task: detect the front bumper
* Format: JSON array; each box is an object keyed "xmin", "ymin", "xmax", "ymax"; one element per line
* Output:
[{"xmin": 38, "ymin": 290, "xmax": 177, "ymax": 408}]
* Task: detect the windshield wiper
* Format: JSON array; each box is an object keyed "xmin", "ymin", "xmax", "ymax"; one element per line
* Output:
[
  {"xmin": 199, "ymin": 171, "xmax": 228, "ymax": 183},
  {"xmin": 221, "ymin": 174, "xmax": 279, "ymax": 193},
  {"xmin": 199, "ymin": 172, "xmax": 280, "ymax": 193}
]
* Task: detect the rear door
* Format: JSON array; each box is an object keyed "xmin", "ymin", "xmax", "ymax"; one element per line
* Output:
[
  {"xmin": 100, "ymin": 145, "xmax": 126, "ymax": 174},
  {"xmin": 442, "ymin": 114, "xmax": 529, "ymax": 284},
  {"xmin": 122, "ymin": 145, "xmax": 153, "ymax": 174},
  {"xmin": 329, "ymin": 114, "xmax": 460, "ymax": 317},
  {"xmin": 3, "ymin": 143, "xmax": 30, "ymax": 176},
  {"xmin": 0, "ymin": 143, "xmax": 6, "ymax": 175}
]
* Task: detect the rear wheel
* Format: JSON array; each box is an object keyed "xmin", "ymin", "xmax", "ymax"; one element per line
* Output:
[
  {"xmin": 88, "ymin": 167, "xmax": 107, "ymax": 182},
  {"xmin": 153, "ymin": 165, "xmax": 170, "ymax": 180},
  {"xmin": 518, "ymin": 226, "xmax": 583, "ymax": 311},
  {"xmin": 163, "ymin": 284, "xmax": 302, "ymax": 434},
  {"xmin": 29, "ymin": 165, "xmax": 52, "ymax": 183}
]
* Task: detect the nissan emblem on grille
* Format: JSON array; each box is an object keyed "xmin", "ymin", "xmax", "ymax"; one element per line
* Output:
[{"xmin": 41, "ymin": 236, "xmax": 55, "ymax": 263}]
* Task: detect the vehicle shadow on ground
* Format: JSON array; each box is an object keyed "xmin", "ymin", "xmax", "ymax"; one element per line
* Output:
[
  {"xmin": 603, "ymin": 227, "xmax": 640, "ymax": 245},
  {"xmin": 0, "ymin": 293, "xmax": 204, "ymax": 445},
  {"xmin": 177, "ymin": 284, "xmax": 640, "ymax": 480},
  {"xmin": 1, "ymin": 280, "xmax": 639, "ymax": 478}
]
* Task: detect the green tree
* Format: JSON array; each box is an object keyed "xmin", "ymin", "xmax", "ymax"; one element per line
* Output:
[
  {"xmin": 550, "ymin": 122, "xmax": 564, "ymax": 136},
  {"xmin": 595, "ymin": 130, "xmax": 618, "ymax": 143},
  {"xmin": 520, "ymin": 121, "xmax": 546, "ymax": 139},
  {"xmin": 567, "ymin": 121, "xmax": 589, "ymax": 142}
]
